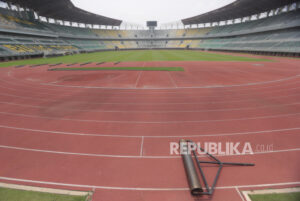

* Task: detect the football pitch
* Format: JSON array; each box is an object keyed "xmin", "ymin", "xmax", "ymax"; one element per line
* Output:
[{"xmin": 0, "ymin": 50, "xmax": 270, "ymax": 68}]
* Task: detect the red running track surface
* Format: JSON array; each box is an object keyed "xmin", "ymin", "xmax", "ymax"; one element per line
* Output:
[{"xmin": 0, "ymin": 54, "xmax": 299, "ymax": 201}]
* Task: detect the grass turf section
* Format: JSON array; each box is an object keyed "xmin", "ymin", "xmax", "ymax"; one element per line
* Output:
[
  {"xmin": 49, "ymin": 67, "xmax": 184, "ymax": 71},
  {"xmin": 0, "ymin": 187, "xmax": 87, "ymax": 201},
  {"xmin": 0, "ymin": 50, "xmax": 271, "ymax": 68},
  {"xmin": 249, "ymin": 192, "xmax": 300, "ymax": 201}
]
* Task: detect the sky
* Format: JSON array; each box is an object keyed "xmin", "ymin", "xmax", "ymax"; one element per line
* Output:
[{"xmin": 72, "ymin": 0, "xmax": 235, "ymax": 26}]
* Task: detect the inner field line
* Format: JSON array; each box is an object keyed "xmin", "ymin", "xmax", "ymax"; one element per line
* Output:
[
  {"xmin": 0, "ymin": 176, "xmax": 299, "ymax": 191},
  {"xmin": 0, "ymin": 145, "xmax": 299, "ymax": 159}
]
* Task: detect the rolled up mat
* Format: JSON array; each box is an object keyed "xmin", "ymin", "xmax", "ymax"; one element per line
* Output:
[{"xmin": 180, "ymin": 139, "xmax": 203, "ymax": 195}]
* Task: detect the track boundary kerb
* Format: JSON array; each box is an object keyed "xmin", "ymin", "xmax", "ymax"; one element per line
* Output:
[{"xmin": 0, "ymin": 177, "xmax": 299, "ymax": 192}]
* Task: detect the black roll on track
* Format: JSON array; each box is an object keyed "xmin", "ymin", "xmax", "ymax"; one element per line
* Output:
[
  {"xmin": 180, "ymin": 139, "xmax": 255, "ymax": 196},
  {"xmin": 180, "ymin": 139, "xmax": 203, "ymax": 195}
]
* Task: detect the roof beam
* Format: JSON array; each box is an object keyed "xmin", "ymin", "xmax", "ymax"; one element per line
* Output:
[
  {"xmin": 182, "ymin": 0, "xmax": 299, "ymax": 25},
  {"xmin": 2, "ymin": 0, "xmax": 122, "ymax": 26}
]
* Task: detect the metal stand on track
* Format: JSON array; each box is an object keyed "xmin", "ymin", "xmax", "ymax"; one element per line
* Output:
[{"xmin": 180, "ymin": 139, "xmax": 255, "ymax": 196}]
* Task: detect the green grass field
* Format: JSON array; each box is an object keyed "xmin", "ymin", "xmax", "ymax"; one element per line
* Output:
[
  {"xmin": 49, "ymin": 67, "xmax": 184, "ymax": 71},
  {"xmin": 0, "ymin": 187, "xmax": 88, "ymax": 201},
  {"xmin": 0, "ymin": 50, "xmax": 270, "ymax": 68},
  {"xmin": 249, "ymin": 192, "xmax": 300, "ymax": 201}
]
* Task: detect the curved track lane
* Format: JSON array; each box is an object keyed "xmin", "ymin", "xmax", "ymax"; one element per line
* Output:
[{"xmin": 0, "ymin": 57, "xmax": 299, "ymax": 201}]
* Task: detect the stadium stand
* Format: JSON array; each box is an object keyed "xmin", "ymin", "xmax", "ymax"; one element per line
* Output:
[
  {"xmin": 197, "ymin": 29, "xmax": 300, "ymax": 53},
  {"xmin": 204, "ymin": 10, "xmax": 300, "ymax": 37},
  {"xmin": 46, "ymin": 23, "xmax": 96, "ymax": 37},
  {"xmin": 0, "ymin": 0, "xmax": 299, "ymax": 61}
]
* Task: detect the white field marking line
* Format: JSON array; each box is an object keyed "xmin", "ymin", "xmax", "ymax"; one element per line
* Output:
[
  {"xmin": 2, "ymin": 91, "xmax": 300, "ymax": 106},
  {"xmin": 2, "ymin": 77, "xmax": 300, "ymax": 103},
  {"xmin": 1, "ymin": 100, "xmax": 300, "ymax": 113},
  {"xmin": 242, "ymin": 187, "xmax": 300, "ymax": 201},
  {"xmin": 0, "ymin": 145, "xmax": 299, "ymax": 159},
  {"xmin": 2, "ymin": 81, "xmax": 300, "ymax": 106},
  {"xmin": 41, "ymin": 74, "xmax": 300, "ymax": 90},
  {"xmin": 3, "ymin": 77, "xmax": 300, "ymax": 100},
  {"xmin": 50, "ymin": 80, "xmax": 63, "ymax": 84},
  {"xmin": 1, "ymin": 124, "xmax": 300, "ymax": 138},
  {"xmin": 167, "ymin": 72, "xmax": 178, "ymax": 88},
  {"xmin": 140, "ymin": 136, "xmax": 144, "ymax": 157},
  {"xmin": 0, "ymin": 177, "xmax": 299, "ymax": 192},
  {"xmin": 2, "ymin": 62, "xmax": 300, "ymax": 86},
  {"xmin": 135, "ymin": 71, "xmax": 142, "ymax": 88},
  {"xmin": 0, "ymin": 182, "xmax": 89, "ymax": 196},
  {"xmin": 5, "ymin": 67, "xmax": 300, "ymax": 90},
  {"xmin": 243, "ymin": 191, "xmax": 252, "ymax": 201},
  {"xmin": 236, "ymin": 187, "xmax": 246, "ymax": 201},
  {"xmin": 0, "ymin": 145, "xmax": 141, "ymax": 159},
  {"xmin": 231, "ymin": 182, "xmax": 300, "ymax": 190},
  {"xmin": 3, "ymin": 74, "xmax": 300, "ymax": 97},
  {"xmin": 0, "ymin": 111, "xmax": 299, "ymax": 124}
]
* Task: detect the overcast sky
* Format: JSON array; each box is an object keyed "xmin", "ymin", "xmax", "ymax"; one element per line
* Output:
[{"xmin": 72, "ymin": 0, "xmax": 235, "ymax": 25}]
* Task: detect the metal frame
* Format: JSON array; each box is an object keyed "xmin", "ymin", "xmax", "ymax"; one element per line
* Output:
[{"xmin": 180, "ymin": 140, "xmax": 255, "ymax": 196}]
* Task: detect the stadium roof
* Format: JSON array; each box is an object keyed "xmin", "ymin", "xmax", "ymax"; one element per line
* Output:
[
  {"xmin": 182, "ymin": 0, "xmax": 299, "ymax": 25},
  {"xmin": 3, "ymin": 0, "xmax": 122, "ymax": 26}
]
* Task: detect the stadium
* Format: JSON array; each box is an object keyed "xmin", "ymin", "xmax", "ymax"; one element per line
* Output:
[{"xmin": 0, "ymin": 0, "xmax": 299, "ymax": 201}]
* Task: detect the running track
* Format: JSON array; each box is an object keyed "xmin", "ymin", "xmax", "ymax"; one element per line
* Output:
[{"xmin": 0, "ymin": 55, "xmax": 299, "ymax": 201}]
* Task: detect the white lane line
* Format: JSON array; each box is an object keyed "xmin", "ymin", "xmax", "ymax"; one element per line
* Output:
[
  {"xmin": 1, "ymin": 91, "xmax": 300, "ymax": 105},
  {"xmin": 3, "ymin": 62, "xmax": 300, "ymax": 91},
  {"xmin": 0, "ymin": 182, "xmax": 89, "ymax": 196},
  {"xmin": 0, "ymin": 145, "xmax": 299, "ymax": 159},
  {"xmin": 1, "ymin": 125, "xmax": 300, "ymax": 138},
  {"xmin": 0, "ymin": 101, "xmax": 300, "ymax": 113},
  {"xmin": 0, "ymin": 125, "xmax": 137, "ymax": 138},
  {"xmin": 50, "ymin": 80, "xmax": 62, "ymax": 84},
  {"xmin": 0, "ymin": 111, "xmax": 299, "ymax": 124},
  {"xmin": 167, "ymin": 72, "xmax": 178, "ymax": 88},
  {"xmin": 135, "ymin": 72, "xmax": 142, "ymax": 88},
  {"xmin": 2, "ymin": 79, "xmax": 300, "ymax": 100},
  {"xmin": 140, "ymin": 136, "xmax": 144, "ymax": 157},
  {"xmin": 231, "ymin": 182, "xmax": 300, "ymax": 190},
  {"xmin": 0, "ymin": 145, "xmax": 140, "ymax": 158},
  {"xmin": 0, "ymin": 176, "xmax": 299, "ymax": 191},
  {"xmin": 3, "ymin": 69, "xmax": 300, "ymax": 91},
  {"xmin": 243, "ymin": 191, "xmax": 252, "ymax": 201},
  {"xmin": 2, "ymin": 76, "xmax": 300, "ymax": 97},
  {"xmin": 236, "ymin": 187, "xmax": 246, "ymax": 201},
  {"xmin": 41, "ymin": 74, "xmax": 300, "ymax": 90}
]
